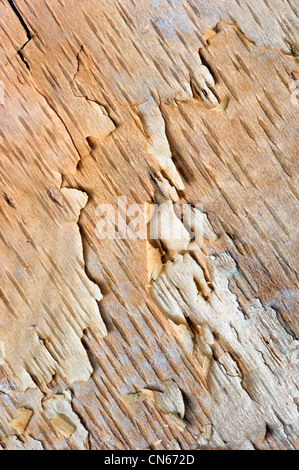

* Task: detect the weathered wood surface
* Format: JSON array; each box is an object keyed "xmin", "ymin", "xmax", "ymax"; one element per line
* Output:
[{"xmin": 0, "ymin": 0, "xmax": 298, "ymax": 450}]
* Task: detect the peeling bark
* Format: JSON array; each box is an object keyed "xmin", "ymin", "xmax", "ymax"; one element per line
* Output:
[{"xmin": 0, "ymin": 0, "xmax": 298, "ymax": 451}]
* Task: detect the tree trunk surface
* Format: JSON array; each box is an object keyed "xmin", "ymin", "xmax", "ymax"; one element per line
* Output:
[{"xmin": 0, "ymin": 0, "xmax": 298, "ymax": 450}]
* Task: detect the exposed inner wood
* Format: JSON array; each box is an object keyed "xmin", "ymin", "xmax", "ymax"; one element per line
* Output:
[{"xmin": 0, "ymin": 0, "xmax": 298, "ymax": 450}]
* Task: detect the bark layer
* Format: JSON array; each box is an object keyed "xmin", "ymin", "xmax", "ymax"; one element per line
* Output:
[{"xmin": 0, "ymin": 0, "xmax": 298, "ymax": 450}]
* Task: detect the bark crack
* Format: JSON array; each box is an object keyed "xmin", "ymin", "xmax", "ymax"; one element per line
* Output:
[{"xmin": 7, "ymin": 0, "xmax": 32, "ymax": 41}]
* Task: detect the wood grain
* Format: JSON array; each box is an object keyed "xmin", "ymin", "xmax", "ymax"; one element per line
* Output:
[{"xmin": 0, "ymin": 0, "xmax": 298, "ymax": 450}]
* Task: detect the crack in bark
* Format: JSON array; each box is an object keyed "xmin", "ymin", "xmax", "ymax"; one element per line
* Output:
[
  {"xmin": 7, "ymin": 0, "xmax": 33, "ymax": 70},
  {"xmin": 7, "ymin": 0, "xmax": 32, "ymax": 41}
]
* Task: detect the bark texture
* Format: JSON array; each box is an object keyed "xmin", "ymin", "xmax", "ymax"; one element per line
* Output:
[{"xmin": 0, "ymin": 0, "xmax": 298, "ymax": 450}]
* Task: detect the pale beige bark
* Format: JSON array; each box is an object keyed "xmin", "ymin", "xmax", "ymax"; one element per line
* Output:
[{"xmin": 0, "ymin": 0, "xmax": 298, "ymax": 450}]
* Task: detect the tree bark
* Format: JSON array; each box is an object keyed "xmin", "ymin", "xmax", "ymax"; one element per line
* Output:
[{"xmin": 0, "ymin": 0, "xmax": 298, "ymax": 450}]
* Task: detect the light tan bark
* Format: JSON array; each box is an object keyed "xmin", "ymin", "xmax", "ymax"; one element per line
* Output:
[{"xmin": 0, "ymin": 0, "xmax": 298, "ymax": 450}]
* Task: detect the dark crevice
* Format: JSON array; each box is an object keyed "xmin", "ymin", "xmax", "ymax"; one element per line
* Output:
[
  {"xmin": 17, "ymin": 39, "xmax": 31, "ymax": 71},
  {"xmin": 7, "ymin": 0, "xmax": 33, "ymax": 70},
  {"xmin": 7, "ymin": 0, "xmax": 32, "ymax": 41},
  {"xmin": 3, "ymin": 192, "xmax": 16, "ymax": 208}
]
